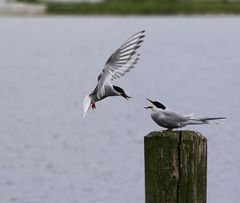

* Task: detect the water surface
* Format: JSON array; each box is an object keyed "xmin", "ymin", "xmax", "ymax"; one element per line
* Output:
[{"xmin": 0, "ymin": 16, "xmax": 240, "ymax": 203}]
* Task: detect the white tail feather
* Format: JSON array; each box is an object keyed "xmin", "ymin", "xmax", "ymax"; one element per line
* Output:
[
  {"xmin": 189, "ymin": 116, "xmax": 226, "ymax": 125},
  {"xmin": 83, "ymin": 95, "xmax": 92, "ymax": 118}
]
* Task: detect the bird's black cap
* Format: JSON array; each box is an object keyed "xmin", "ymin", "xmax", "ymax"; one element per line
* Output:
[
  {"xmin": 146, "ymin": 98, "xmax": 166, "ymax": 110},
  {"xmin": 113, "ymin": 85, "xmax": 131, "ymax": 100}
]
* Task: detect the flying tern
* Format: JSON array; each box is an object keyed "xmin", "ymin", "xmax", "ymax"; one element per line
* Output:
[
  {"xmin": 83, "ymin": 30, "xmax": 145, "ymax": 117},
  {"xmin": 145, "ymin": 98, "xmax": 226, "ymax": 130}
]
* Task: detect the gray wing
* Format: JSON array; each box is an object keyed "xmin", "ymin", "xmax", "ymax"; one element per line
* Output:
[
  {"xmin": 162, "ymin": 109, "xmax": 191, "ymax": 127},
  {"xmin": 96, "ymin": 30, "xmax": 145, "ymax": 98}
]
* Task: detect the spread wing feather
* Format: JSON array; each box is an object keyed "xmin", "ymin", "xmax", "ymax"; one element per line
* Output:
[{"xmin": 96, "ymin": 30, "xmax": 145, "ymax": 98}]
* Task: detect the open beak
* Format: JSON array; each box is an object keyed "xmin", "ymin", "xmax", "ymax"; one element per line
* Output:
[
  {"xmin": 122, "ymin": 93, "xmax": 132, "ymax": 100},
  {"xmin": 146, "ymin": 98, "xmax": 154, "ymax": 104},
  {"xmin": 145, "ymin": 99, "xmax": 154, "ymax": 109}
]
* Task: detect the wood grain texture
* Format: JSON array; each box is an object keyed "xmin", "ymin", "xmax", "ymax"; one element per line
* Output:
[{"xmin": 144, "ymin": 131, "xmax": 207, "ymax": 203}]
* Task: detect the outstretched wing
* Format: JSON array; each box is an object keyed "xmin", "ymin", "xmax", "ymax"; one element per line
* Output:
[{"xmin": 96, "ymin": 30, "xmax": 145, "ymax": 98}]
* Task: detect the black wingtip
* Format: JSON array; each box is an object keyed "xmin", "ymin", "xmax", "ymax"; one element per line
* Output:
[{"xmin": 138, "ymin": 30, "xmax": 145, "ymax": 38}]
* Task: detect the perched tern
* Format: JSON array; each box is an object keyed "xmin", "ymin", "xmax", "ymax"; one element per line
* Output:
[
  {"xmin": 145, "ymin": 98, "xmax": 226, "ymax": 130},
  {"xmin": 83, "ymin": 30, "xmax": 145, "ymax": 117}
]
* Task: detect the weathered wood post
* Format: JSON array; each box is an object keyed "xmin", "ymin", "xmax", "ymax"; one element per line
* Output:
[{"xmin": 144, "ymin": 131, "xmax": 207, "ymax": 203}]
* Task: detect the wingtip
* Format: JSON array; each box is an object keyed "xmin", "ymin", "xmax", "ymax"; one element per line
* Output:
[{"xmin": 138, "ymin": 30, "xmax": 146, "ymax": 38}]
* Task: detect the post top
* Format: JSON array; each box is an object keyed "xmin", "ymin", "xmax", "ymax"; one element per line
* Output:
[{"xmin": 145, "ymin": 130, "xmax": 207, "ymax": 141}]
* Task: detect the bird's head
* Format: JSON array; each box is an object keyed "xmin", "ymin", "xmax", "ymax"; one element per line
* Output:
[
  {"xmin": 113, "ymin": 85, "xmax": 132, "ymax": 100},
  {"xmin": 145, "ymin": 98, "xmax": 166, "ymax": 110}
]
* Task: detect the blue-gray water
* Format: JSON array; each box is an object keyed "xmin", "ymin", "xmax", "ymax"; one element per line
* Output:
[{"xmin": 0, "ymin": 16, "xmax": 240, "ymax": 203}]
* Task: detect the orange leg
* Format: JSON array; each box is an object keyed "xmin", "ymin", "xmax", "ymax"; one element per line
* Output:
[{"xmin": 91, "ymin": 102, "xmax": 96, "ymax": 109}]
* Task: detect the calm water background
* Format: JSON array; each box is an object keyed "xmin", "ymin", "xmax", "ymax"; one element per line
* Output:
[{"xmin": 0, "ymin": 16, "xmax": 240, "ymax": 203}]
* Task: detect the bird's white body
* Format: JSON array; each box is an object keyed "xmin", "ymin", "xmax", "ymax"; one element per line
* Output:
[
  {"xmin": 83, "ymin": 85, "xmax": 119, "ymax": 117},
  {"xmin": 151, "ymin": 107, "xmax": 202, "ymax": 129},
  {"xmin": 146, "ymin": 99, "xmax": 225, "ymax": 130},
  {"xmin": 150, "ymin": 107, "xmax": 194, "ymax": 129}
]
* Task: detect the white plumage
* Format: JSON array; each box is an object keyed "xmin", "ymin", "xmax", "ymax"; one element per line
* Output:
[
  {"xmin": 83, "ymin": 30, "xmax": 145, "ymax": 117},
  {"xmin": 145, "ymin": 98, "xmax": 226, "ymax": 130}
]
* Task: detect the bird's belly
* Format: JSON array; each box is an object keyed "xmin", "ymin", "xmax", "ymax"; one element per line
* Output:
[{"xmin": 93, "ymin": 91, "xmax": 116, "ymax": 103}]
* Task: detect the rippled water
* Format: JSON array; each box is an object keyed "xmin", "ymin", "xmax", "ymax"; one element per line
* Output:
[{"xmin": 0, "ymin": 16, "xmax": 240, "ymax": 203}]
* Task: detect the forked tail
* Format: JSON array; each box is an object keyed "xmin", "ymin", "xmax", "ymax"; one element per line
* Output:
[
  {"xmin": 189, "ymin": 116, "xmax": 226, "ymax": 125},
  {"xmin": 83, "ymin": 95, "xmax": 92, "ymax": 118}
]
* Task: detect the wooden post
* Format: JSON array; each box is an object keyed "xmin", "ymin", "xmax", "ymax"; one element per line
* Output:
[{"xmin": 144, "ymin": 131, "xmax": 207, "ymax": 203}]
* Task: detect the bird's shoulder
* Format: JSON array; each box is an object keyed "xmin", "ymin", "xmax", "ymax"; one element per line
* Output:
[{"xmin": 162, "ymin": 108, "xmax": 188, "ymax": 121}]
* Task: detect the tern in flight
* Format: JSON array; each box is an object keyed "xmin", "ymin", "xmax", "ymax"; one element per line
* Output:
[{"xmin": 83, "ymin": 30, "xmax": 145, "ymax": 117}]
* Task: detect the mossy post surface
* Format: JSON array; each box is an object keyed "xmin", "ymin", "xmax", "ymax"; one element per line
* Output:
[{"xmin": 144, "ymin": 131, "xmax": 207, "ymax": 203}]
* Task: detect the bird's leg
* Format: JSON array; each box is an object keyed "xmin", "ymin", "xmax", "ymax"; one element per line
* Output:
[{"xmin": 91, "ymin": 102, "xmax": 96, "ymax": 109}]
